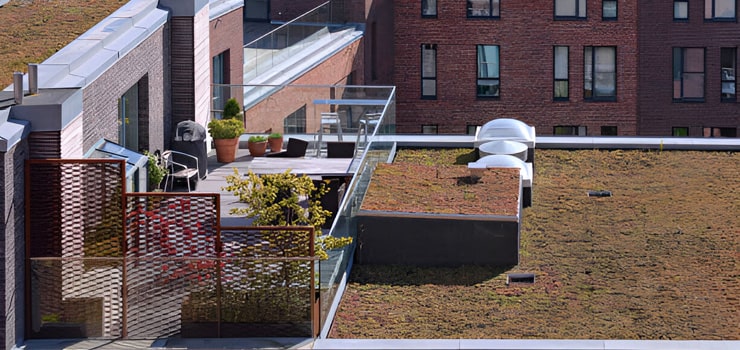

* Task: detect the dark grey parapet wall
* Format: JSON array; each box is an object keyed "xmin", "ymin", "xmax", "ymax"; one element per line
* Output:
[
  {"xmin": 355, "ymin": 214, "xmax": 520, "ymax": 266},
  {"xmin": 0, "ymin": 139, "xmax": 29, "ymax": 349}
]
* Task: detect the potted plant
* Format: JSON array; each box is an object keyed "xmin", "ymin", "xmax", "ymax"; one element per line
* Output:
[
  {"xmin": 144, "ymin": 150, "xmax": 168, "ymax": 191},
  {"xmin": 247, "ymin": 135, "xmax": 268, "ymax": 157},
  {"xmin": 222, "ymin": 98, "xmax": 242, "ymax": 120},
  {"xmin": 267, "ymin": 132, "xmax": 283, "ymax": 152},
  {"xmin": 208, "ymin": 118, "xmax": 244, "ymax": 163}
]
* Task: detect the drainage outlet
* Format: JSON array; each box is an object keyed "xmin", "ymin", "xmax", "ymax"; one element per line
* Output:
[
  {"xmin": 506, "ymin": 273, "xmax": 535, "ymax": 285},
  {"xmin": 588, "ymin": 190, "xmax": 612, "ymax": 197}
]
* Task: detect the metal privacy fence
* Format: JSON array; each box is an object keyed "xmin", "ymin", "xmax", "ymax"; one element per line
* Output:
[{"xmin": 26, "ymin": 159, "xmax": 318, "ymax": 339}]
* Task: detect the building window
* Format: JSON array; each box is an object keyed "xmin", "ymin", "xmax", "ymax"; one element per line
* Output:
[
  {"xmin": 721, "ymin": 47, "xmax": 736, "ymax": 101},
  {"xmin": 555, "ymin": 0, "xmax": 586, "ymax": 19},
  {"xmin": 284, "ymin": 105, "xmax": 306, "ymax": 133},
  {"xmin": 467, "ymin": 125, "xmax": 480, "ymax": 135},
  {"xmin": 703, "ymin": 127, "xmax": 737, "ymax": 137},
  {"xmin": 584, "ymin": 46, "xmax": 616, "ymax": 100},
  {"xmin": 422, "ymin": 124, "xmax": 439, "ymax": 134},
  {"xmin": 554, "ymin": 126, "xmax": 587, "ymax": 136},
  {"xmin": 477, "ymin": 45, "xmax": 500, "ymax": 97},
  {"xmin": 468, "ymin": 0, "xmax": 500, "ymax": 18},
  {"xmin": 554, "ymin": 46, "xmax": 569, "ymax": 100},
  {"xmin": 602, "ymin": 0, "xmax": 617, "ymax": 19},
  {"xmin": 673, "ymin": 47, "xmax": 705, "ymax": 101},
  {"xmin": 212, "ymin": 51, "xmax": 230, "ymax": 119},
  {"xmin": 421, "ymin": 44, "xmax": 437, "ymax": 99},
  {"xmin": 674, "ymin": 0, "xmax": 689, "ymax": 20},
  {"xmin": 705, "ymin": 0, "xmax": 736, "ymax": 20},
  {"xmin": 672, "ymin": 127, "xmax": 689, "ymax": 136},
  {"xmin": 601, "ymin": 125, "xmax": 618, "ymax": 135},
  {"xmin": 118, "ymin": 84, "xmax": 139, "ymax": 150},
  {"xmin": 422, "ymin": 0, "xmax": 437, "ymax": 16}
]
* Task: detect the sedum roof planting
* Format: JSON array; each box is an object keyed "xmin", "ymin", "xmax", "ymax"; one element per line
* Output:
[{"xmin": 331, "ymin": 148, "xmax": 739, "ymax": 340}]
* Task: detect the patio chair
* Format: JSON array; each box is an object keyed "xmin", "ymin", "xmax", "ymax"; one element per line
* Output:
[
  {"xmin": 162, "ymin": 150, "xmax": 200, "ymax": 192},
  {"xmin": 265, "ymin": 138, "xmax": 308, "ymax": 158}
]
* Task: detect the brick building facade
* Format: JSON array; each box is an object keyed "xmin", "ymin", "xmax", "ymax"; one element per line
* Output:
[
  {"xmin": 638, "ymin": 1, "xmax": 739, "ymax": 137},
  {"xmin": 393, "ymin": 0, "xmax": 640, "ymax": 135},
  {"xmin": 391, "ymin": 0, "xmax": 737, "ymax": 136}
]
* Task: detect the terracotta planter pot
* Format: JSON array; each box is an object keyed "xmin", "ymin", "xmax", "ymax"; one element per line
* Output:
[
  {"xmin": 214, "ymin": 137, "xmax": 239, "ymax": 163},
  {"xmin": 268, "ymin": 137, "xmax": 283, "ymax": 152},
  {"xmin": 248, "ymin": 141, "xmax": 268, "ymax": 157}
]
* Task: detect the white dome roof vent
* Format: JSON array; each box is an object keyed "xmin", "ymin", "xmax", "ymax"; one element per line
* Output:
[
  {"xmin": 478, "ymin": 140, "xmax": 528, "ymax": 161},
  {"xmin": 468, "ymin": 155, "xmax": 532, "ymax": 187},
  {"xmin": 475, "ymin": 118, "xmax": 536, "ymax": 149}
]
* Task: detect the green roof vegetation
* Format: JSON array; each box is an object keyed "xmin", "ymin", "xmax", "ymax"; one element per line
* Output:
[
  {"xmin": 0, "ymin": 0, "xmax": 126, "ymax": 87},
  {"xmin": 331, "ymin": 149, "xmax": 739, "ymax": 340}
]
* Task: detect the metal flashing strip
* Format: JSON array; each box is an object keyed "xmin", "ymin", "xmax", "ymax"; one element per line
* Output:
[
  {"xmin": 536, "ymin": 136, "xmax": 740, "ymax": 151},
  {"xmin": 209, "ymin": 0, "xmax": 244, "ymax": 20},
  {"xmin": 313, "ymin": 339, "xmax": 740, "ymax": 349},
  {"xmin": 313, "ymin": 99, "xmax": 389, "ymax": 106},
  {"xmin": 356, "ymin": 209, "xmax": 520, "ymax": 222},
  {"xmin": 0, "ymin": 117, "xmax": 30, "ymax": 152},
  {"xmin": 28, "ymin": 0, "xmax": 167, "ymax": 90}
]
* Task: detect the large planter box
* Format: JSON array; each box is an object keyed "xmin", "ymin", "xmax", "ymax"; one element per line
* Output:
[
  {"xmin": 356, "ymin": 163, "xmax": 522, "ymax": 266},
  {"xmin": 180, "ymin": 287, "xmax": 315, "ymax": 338},
  {"xmin": 181, "ymin": 321, "xmax": 312, "ymax": 338}
]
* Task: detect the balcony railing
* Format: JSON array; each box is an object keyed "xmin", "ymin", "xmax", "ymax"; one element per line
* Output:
[
  {"xmin": 212, "ymin": 83, "xmax": 396, "ymax": 160},
  {"xmin": 242, "ymin": 1, "xmax": 338, "ymax": 84}
]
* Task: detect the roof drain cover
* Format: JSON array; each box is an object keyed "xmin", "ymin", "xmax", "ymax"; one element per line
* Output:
[
  {"xmin": 506, "ymin": 273, "xmax": 535, "ymax": 285},
  {"xmin": 588, "ymin": 190, "xmax": 612, "ymax": 197}
]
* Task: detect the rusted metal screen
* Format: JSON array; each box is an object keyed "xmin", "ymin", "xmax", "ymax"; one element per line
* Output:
[
  {"xmin": 190, "ymin": 226, "xmax": 317, "ymax": 338},
  {"xmin": 124, "ymin": 193, "xmax": 219, "ymax": 338},
  {"xmin": 26, "ymin": 159, "xmax": 126, "ymax": 339},
  {"xmin": 27, "ymin": 159, "xmax": 318, "ymax": 339}
]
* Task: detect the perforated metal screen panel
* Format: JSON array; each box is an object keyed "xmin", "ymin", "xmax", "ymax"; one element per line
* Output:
[
  {"xmin": 26, "ymin": 159, "xmax": 317, "ymax": 339},
  {"xmin": 27, "ymin": 160, "xmax": 125, "ymax": 338}
]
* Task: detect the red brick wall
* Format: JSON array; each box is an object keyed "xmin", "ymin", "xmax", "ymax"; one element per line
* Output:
[
  {"xmin": 210, "ymin": 7, "xmax": 245, "ymax": 109},
  {"xmin": 638, "ymin": 1, "xmax": 740, "ymax": 136},
  {"xmin": 393, "ymin": 0, "xmax": 639, "ymax": 135}
]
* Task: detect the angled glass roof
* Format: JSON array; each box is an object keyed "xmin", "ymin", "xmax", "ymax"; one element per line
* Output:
[{"xmin": 84, "ymin": 138, "xmax": 147, "ymax": 176}]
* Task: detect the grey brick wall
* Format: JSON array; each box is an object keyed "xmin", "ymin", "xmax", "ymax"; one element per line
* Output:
[
  {"xmin": 1, "ymin": 139, "xmax": 29, "ymax": 349},
  {"xmin": 82, "ymin": 27, "xmax": 167, "ymax": 153}
]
